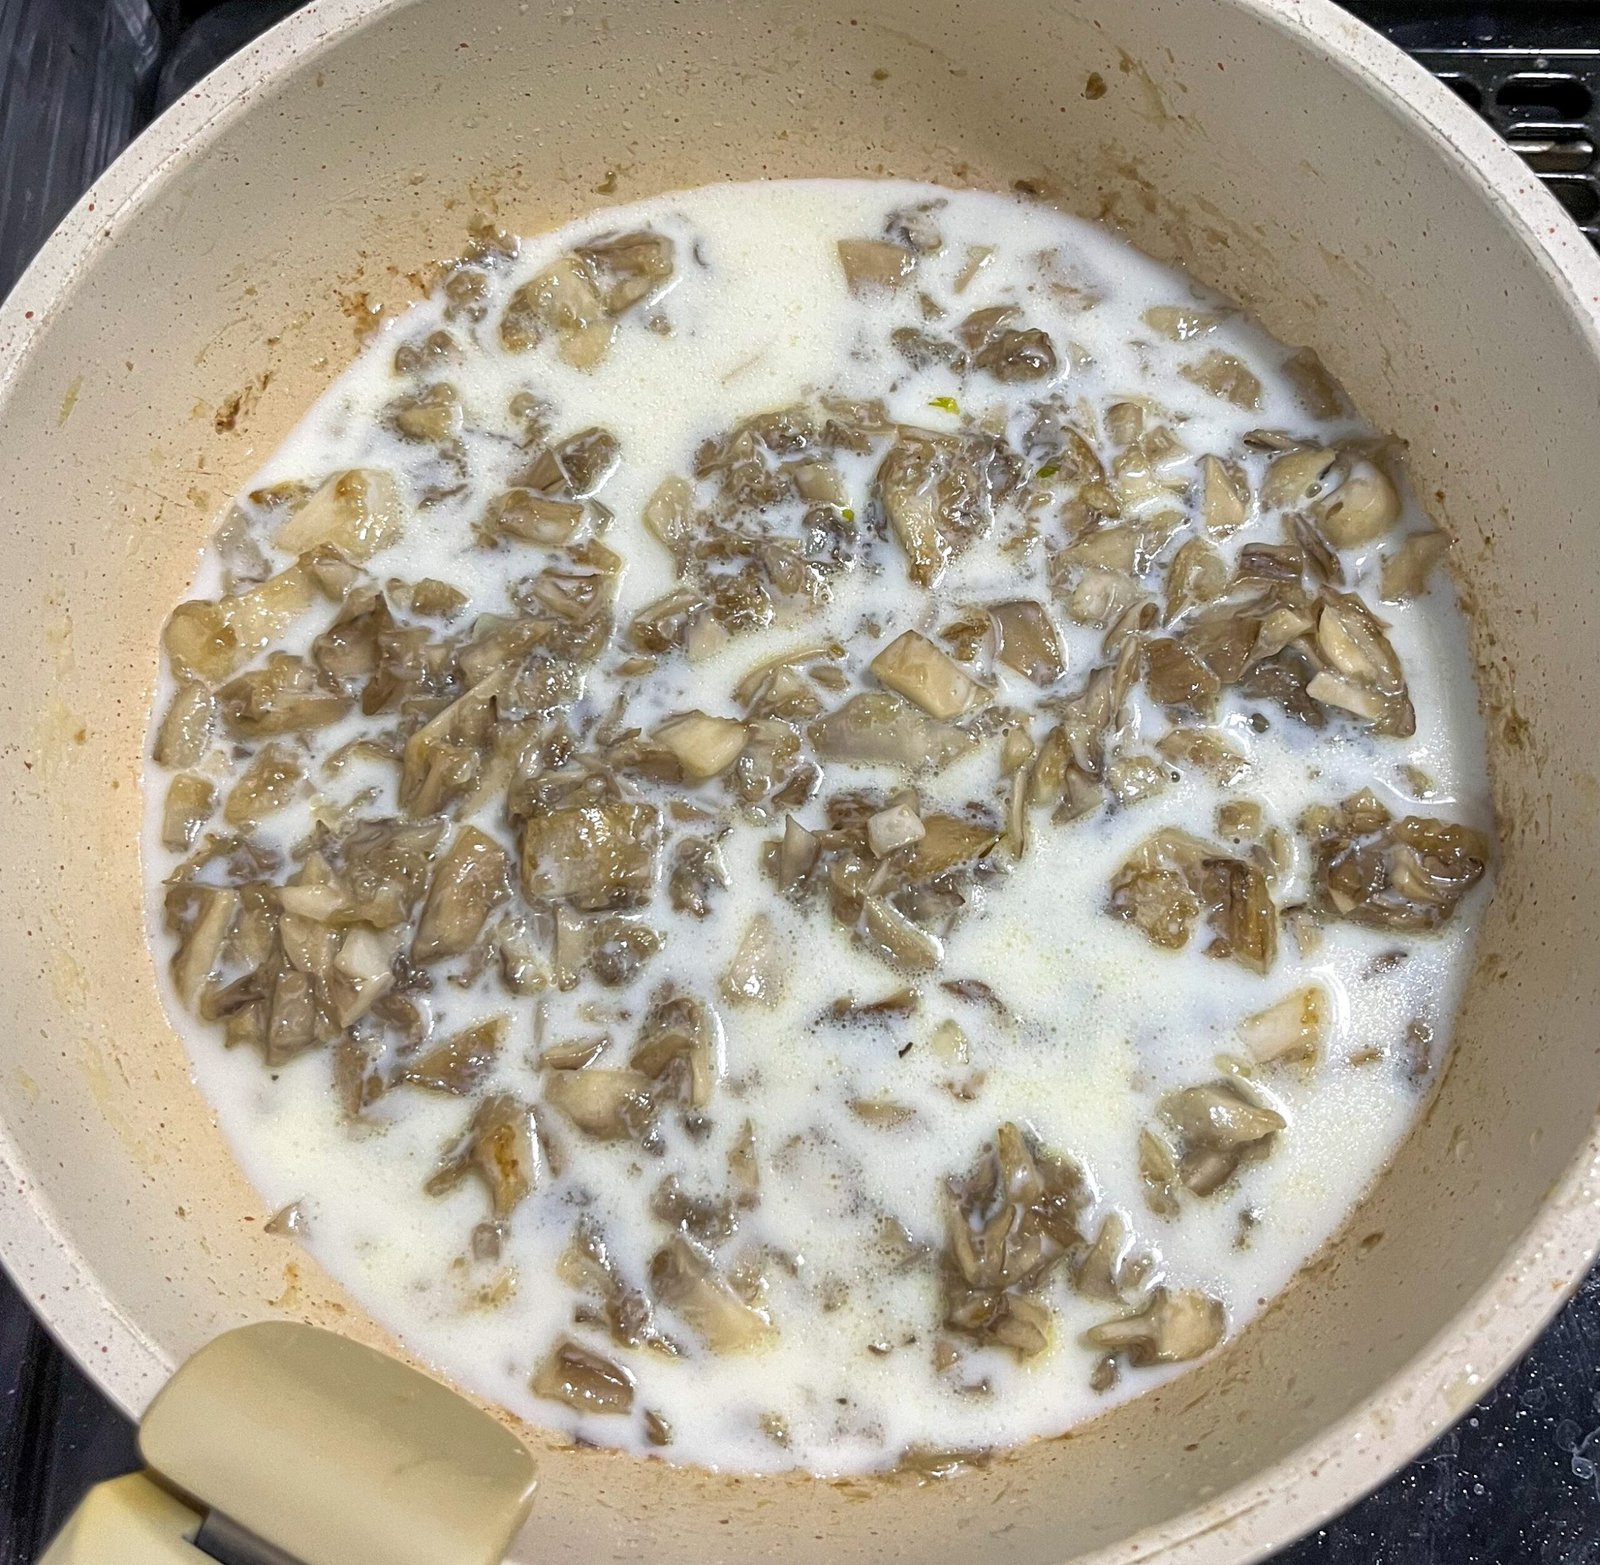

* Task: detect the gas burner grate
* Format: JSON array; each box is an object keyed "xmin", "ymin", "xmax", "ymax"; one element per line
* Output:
[{"xmin": 1413, "ymin": 48, "xmax": 1600, "ymax": 243}]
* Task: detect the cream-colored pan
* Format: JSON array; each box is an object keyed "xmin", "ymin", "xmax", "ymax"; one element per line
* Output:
[{"xmin": 0, "ymin": 0, "xmax": 1597, "ymax": 1559}]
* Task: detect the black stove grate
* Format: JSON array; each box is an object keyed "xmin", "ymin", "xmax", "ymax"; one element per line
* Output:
[
  {"xmin": 1, "ymin": 4, "xmax": 1599, "ymax": 1563},
  {"xmin": 1421, "ymin": 48, "xmax": 1600, "ymax": 240}
]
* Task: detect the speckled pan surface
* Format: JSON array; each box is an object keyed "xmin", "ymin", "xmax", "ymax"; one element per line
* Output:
[{"xmin": 0, "ymin": 0, "xmax": 1596, "ymax": 1559}]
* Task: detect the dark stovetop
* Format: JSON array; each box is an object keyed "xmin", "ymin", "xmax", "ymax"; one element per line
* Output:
[{"xmin": 0, "ymin": 2, "xmax": 1597, "ymax": 1560}]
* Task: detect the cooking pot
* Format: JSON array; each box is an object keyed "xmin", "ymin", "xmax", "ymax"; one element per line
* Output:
[{"xmin": 0, "ymin": 0, "xmax": 1597, "ymax": 1559}]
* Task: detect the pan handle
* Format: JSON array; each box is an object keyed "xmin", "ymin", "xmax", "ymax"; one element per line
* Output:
[
  {"xmin": 39, "ymin": 1472, "xmax": 206, "ymax": 1565},
  {"xmin": 39, "ymin": 1322, "xmax": 537, "ymax": 1565}
]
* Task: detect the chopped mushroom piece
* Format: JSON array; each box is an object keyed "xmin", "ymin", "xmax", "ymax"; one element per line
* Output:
[
  {"xmin": 521, "ymin": 426, "xmax": 622, "ymax": 498},
  {"xmin": 722, "ymin": 914, "xmax": 785, "ymax": 1006},
  {"xmin": 426, "ymin": 1094, "xmax": 540, "ymax": 1218},
  {"xmin": 397, "ymin": 674, "xmax": 503, "ymax": 815},
  {"xmin": 1159, "ymin": 1078, "xmax": 1286, "ymax": 1196},
  {"xmin": 737, "ymin": 647, "xmax": 833, "ymax": 720},
  {"xmin": 848, "ymin": 1096, "xmax": 918, "ymax": 1128},
  {"xmin": 868, "ymin": 800, "xmax": 927, "ymax": 857},
  {"xmin": 1261, "ymin": 447, "xmax": 1340, "ymax": 512},
  {"xmin": 1283, "ymin": 347, "xmax": 1349, "ymax": 417},
  {"xmin": 1073, "ymin": 1212, "xmax": 1140, "ymax": 1302},
  {"xmin": 1109, "ymin": 827, "xmax": 1278, "ymax": 972},
  {"xmin": 654, "ymin": 711, "xmax": 748, "ymax": 780},
  {"xmin": 1318, "ymin": 459, "xmax": 1401, "ymax": 547},
  {"xmin": 1234, "ymin": 542, "xmax": 1303, "ymax": 585},
  {"xmin": 1380, "ymin": 530, "xmax": 1449, "ymax": 602},
  {"xmin": 895, "ymin": 1445, "xmax": 995, "ymax": 1482},
  {"xmin": 1061, "ymin": 521, "xmax": 1141, "ymax": 575},
  {"xmin": 955, "ymin": 305, "xmax": 1017, "ymax": 350},
  {"xmin": 974, "ymin": 327, "xmax": 1057, "ymax": 384},
  {"xmin": 1144, "ymin": 637, "xmax": 1221, "ymax": 714},
  {"xmin": 491, "ymin": 913, "xmax": 548, "ymax": 996},
  {"xmin": 642, "ymin": 474, "xmax": 695, "ymax": 553},
  {"xmin": 1107, "ymin": 403, "xmax": 1145, "ymax": 444},
  {"xmin": 170, "ymin": 885, "xmax": 237, "ymax": 1010},
  {"xmin": 629, "ymin": 588, "xmax": 707, "ymax": 655},
  {"xmin": 551, "ymin": 911, "xmax": 663, "ymax": 990},
  {"xmin": 531, "ymin": 1338, "xmax": 636, "ymax": 1415},
  {"xmin": 542, "ymin": 1036, "xmax": 609, "ymax": 1071},
  {"xmin": 303, "ymin": 545, "xmax": 363, "ymax": 598},
  {"xmin": 264, "ymin": 1201, "xmax": 309, "ymax": 1238},
  {"xmin": 1291, "ymin": 512, "xmax": 1345, "ymax": 586},
  {"xmin": 858, "ymin": 895, "xmax": 943, "ymax": 973},
  {"xmin": 873, "ymin": 429, "xmax": 1017, "ymax": 587},
  {"xmin": 501, "ymin": 255, "xmax": 614, "ymax": 367},
  {"xmin": 810, "ymin": 693, "xmax": 976, "ymax": 772},
  {"xmin": 1179, "ymin": 351, "xmax": 1261, "ymax": 409},
  {"xmin": 668, "ymin": 834, "xmax": 729, "ymax": 919},
  {"xmin": 1164, "ymin": 538, "xmax": 1227, "ymax": 623},
  {"xmin": 310, "ymin": 585, "xmax": 393, "ymax": 686},
  {"xmin": 154, "ymin": 679, "xmax": 215, "ymax": 767},
  {"xmin": 336, "ymin": 816, "xmax": 445, "ymax": 928},
  {"xmin": 1110, "ymin": 428, "xmax": 1188, "ymax": 511},
  {"xmin": 412, "ymin": 826, "xmax": 509, "ymax": 962},
  {"xmin": 477, "ymin": 488, "xmax": 587, "ymax": 548},
  {"xmin": 1303, "ymin": 790, "xmax": 1489, "ymax": 931},
  {"xmin": 788, "ymin": 457, "xmax": 848, "ymax": 505},
  {"xmin": 940, "ymin": 1122, "xmax": 1087, "ymax": 1359},
  {"xmin": 837, "ymin": 238, "xmax": 917, "ymax": 294},
  {"xmin": 630, "ymin": 991, "xmax": 721, "ymax": 1108},
  {"xmin": 884, "ymin": 200, "xmax": 946, "ymax": 254},
  {"xmin": 1107, "ymin": 829, "xmax": 1210, "ymax": 950},
  {"xmin": 989, "ymin": 600, "xmax": 1066, "ymax": 685},
  {"xmin": 387, "ymin": 382, "xmax": 463, "ymax": 444},
  {"xmin": 403, "ymin": 1016, "xmax": 505, "ymax": 1094},
  {"xmin": 1216, "ymin": 798, "xmax": 1266, "ymax": 841},
  {"xmin": 162, "ymin": 566, "xmax": 321, "ymax": 681},
  {"xmin": 1065, "ymin": 567, "xmax": 1145, "ymax": 630},
  {"xmin": 1239, "ymin": 984, "xmax": 1331, "ymax": 1065},
  {"xmin": 1197, "ymin": 454, "xmax": 1251, "ymax": 537},
  {"xmin": 1155, "ymin": 727, "xmax": 1249, "ymax": 785},
  {"xmin": 330, "ymin": 926, "xmax": 396, "ymax": 1026},
  {"xmin": 1138, "ymin": 1128, "xmax": 1182, "ymax": 1218},
  {"xmin": 650, "ymin": 1234, "xmax": 776, "ymax": 1352},
  {"xmin": 1311, "ymin": 593, "xmax": 1413, "ymax": 737},
  {"xmin": 543, "ymin": 1066, "xmax": 656, "ymax": 1141},
  {"xmin": 1084, "ymin": 1286, "xmax": 1225, "ymax": 1366},
  {"xmin": 520, "ymin": 801, "xmax": 661, "ymax": 910},
  {"xmin": 775, "ymin": 815, "xmax": 820, "ymax": 896},
  {"xmin": 275, "ymin": 469, "xmax": 402, "ymax": 562},
  {"xmin": 1204, "ymin": 854, "xmax": 1279, "ymax": 974},
  {"xmin": 557, "ymin": 1214, "xmax": 682, "ymax": 1355},
  {"xmin": 1142, "ymin": 305, "xmax": 1219, "ymax": 341},
  {"xmin": 218, "ymin": 654, "xmax": 351, "ymax": 738},
  {"xmin": 900, "ymin": 812, "xmax": 998, "ymax": 880},
  {"xmin": 930, "ymin": 1018, "xmax": 970, "ymax": 1064},
  {"xmin": 652, "ymin": 1174, "xmax": 739, "ymax": 1244},
  {"xmin": 1000, "ymin": 723, "xmax": 1035, "ymax": 776},
  {"xmin": 162, "ymin": 773, "xmax": 216, "ymax": 851},
  {"xmin": 223, "ymin": 743, "xmax": 303, "ymax": 828},
  {"xmin": 253, "ymin": 969, "xmax": 315, "ymax": 1066},
  {"xmin": 871, "ymin": 630, "xmax": 990, "ymax": 719},
  {"xmin": 409, "ymin": 577, "xmax": 468, "ymax": 619},
  {"xmin": 574, "ymin": 229, "xmax": 677, "ymax": 314},
  {"xmin": 727, "ymin": 1120, "xmax": 760, "ymax": 1206},
  {"xmin": 1105, "ymin": 752, "xmax": 1168, "ymax": 806}
]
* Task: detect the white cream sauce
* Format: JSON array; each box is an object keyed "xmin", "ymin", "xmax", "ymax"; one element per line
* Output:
[{"xmin": 143, "ymin": 181, "xmax": 1491, "ymax": 1475}]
